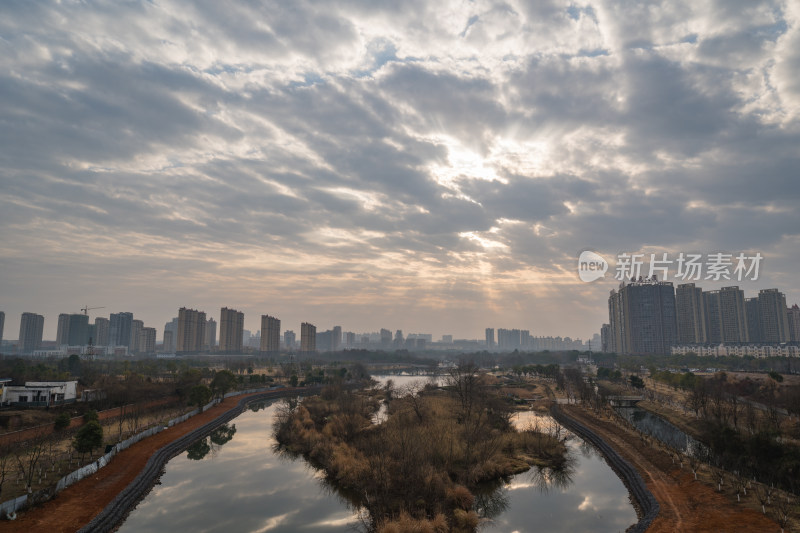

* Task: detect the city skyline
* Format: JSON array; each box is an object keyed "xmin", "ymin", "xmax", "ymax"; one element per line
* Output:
[
  {"xmin": 2, "ymin": 2, "xmax": 799, "ymax": 342},
  {"xmin": 606, "ymin": 279, "xmax": 799, "ymax": 355},
  {"xmin": 5, "ymin": 277, "xmax": 800, "ymax": 350}
]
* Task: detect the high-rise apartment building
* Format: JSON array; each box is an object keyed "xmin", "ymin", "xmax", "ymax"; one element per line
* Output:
[
  {"xmin": 393, "ymin": 329, "xmax": 403, "ymax": 347},
  {"xmin": 317, "ymin": 329, "xmax": 333, "ymax": 351},
  {"xmin": 219, "ymin": 307, "xmax": 244, "ymax": 353},
  {"xmin": 139, "ymin": 327, "xmax": 157, "ymax": 355},
  {"xmin": 87, "ymin": 324, "xmax": 96, "ymax": 347},
  {"xmin": 164, "ymin": 317, "xmax": 178, "ymax": 352},
  {"xmin": 788, "ymin": 304, "xmax": 800, "ymax": 342},
  {"xmin": 284, "ymin": 330, "xmax": 296, "ymax": 349},
  {"xmin": 242, "ymin": 329, "xmax": 252, "ymax": 347},
  {"xmin": 130, "ymin": 319, "xmax": 144, "ymax": 353},
  {"xmin": 110, "ymin": 312, "xmax": 134, "ymax": 347},
  {"xmin": 745, "ymin": 298, "xmax": 762, "ymax": 344},
  {"xmin": 177, "ymin": 308, "xmax": 206, "ymax": 353},
  {"xmin": 248, "ymin": 330, "xmax": 260, "ymax": 349},
  {"xmin": 301, "ymin": 322, "xmax": 316, "ymax": 353},
  {"xmin": 676, "ymin": 283, "xmax": 706, "ymax": 344},
  {"xmin": 67, "ymin": 314, "xmax": 89, "ymax": 346},
  {"xmin": 56, "ymin": 314, "xmax": 92, "ymax": 346},
  {"xmin": 333, "ymin": 326, "xmax": 342, "ymax": 351},
  {"xmin": 497, "ymin": 329, "xmax": 522, "ymax": 349},
  {"xmin": 719, "ymin": 287, "xmax": 749, "ymax": 343},
  {"xmin": 521, "ymin": 329, "xmax": 531, "ymax": 347},
  {"xmin": 94, "ymin": 317, "xmax": 110, "ymax": 347},
  {"xmin": 19, "ymin": 312, "xmax": 44, "ymax": 353},
  {"xmin": 260, "ymin": 315, "xmax": 280, "ymax": 354},
  {"xmin": 56, "ymin": 313, "xmax": 70, "ymax": 345},
  {"xmin": 380, "ymin": 328, "xmax": 392, "ymax": 347},
  {"xmin": 758, "ymin": 289, "xmax": 790, "ymax": 343},
  {"xmin": 704, "ymin": 287, "xmax": 748, "ymax": 344},
  {"xmin": 0, "ymin": 311, "xmax": 4, "ymax": 345},
  {"xmin": 485, "ymin": 328, "xmax": 495, "ymax": 349},
  {"xmin": 607, "ymin": 290, "xmax": 625, "ymax": 353},
  {"xmin": 163, "ymin": 330, "xmax": 174, "ymax": 353},
  {"xmin": 600, "ymin": 323, "xmax": 611, "ymax": 352},
  {"xmin": 703, "ymin": 291, "xmax": 722, "ymax": 343},
  {"xmin": 205, "ymin": 318, "xmax": 217, "ymax": 351},
  {"xmin": 608, "ymin": 279, "xmax": 677, "ymax": 354}
]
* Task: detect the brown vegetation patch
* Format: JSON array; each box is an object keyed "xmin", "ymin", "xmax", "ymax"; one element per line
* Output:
[
  {"xmin": 561, "ymin": 405, "xmax": 781, "ymax": 533},
  {"xmin": 275, "ymin": 373, "xmax": 567, "ymax": 532},
  {"xmin": 0, "ymin": 394, "xmax": 257, "ymax": 533}
]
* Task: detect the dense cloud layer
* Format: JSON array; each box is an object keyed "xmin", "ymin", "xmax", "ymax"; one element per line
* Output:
[{"xmin": 1, "ymin": 0, "xmax": 798, "ymax": 340}]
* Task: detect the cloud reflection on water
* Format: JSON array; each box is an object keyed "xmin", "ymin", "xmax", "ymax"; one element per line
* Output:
[{"xmin": 117, "ymin": 399, "xmax": 636, "ymax": 533}]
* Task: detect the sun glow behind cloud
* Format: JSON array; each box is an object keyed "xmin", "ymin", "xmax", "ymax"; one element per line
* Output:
[{"xmin": 1, "ymin": 0, "xmax": 799, "ymax": 339}]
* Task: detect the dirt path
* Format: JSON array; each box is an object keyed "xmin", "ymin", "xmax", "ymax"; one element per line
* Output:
[
  {"xmin": 562, "ymin": 405, "xmax": 779, "ymax": 532},
  {"xmin": 0, "ymin": 395, "xmax": 253, "ymax": 533}
]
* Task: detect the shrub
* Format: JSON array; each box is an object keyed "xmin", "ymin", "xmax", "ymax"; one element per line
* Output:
[{"xmin": 54, "ymin": 412, "xmax": 71, "ymax": 431}]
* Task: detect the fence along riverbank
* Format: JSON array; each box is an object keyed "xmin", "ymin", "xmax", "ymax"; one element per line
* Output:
[
  {"xmin": 549, "ymin": 403, "xmax": 660, "ymax": 533},
  {"xmin": 0, "ymin": 386, "xmax": 319, "ymax": 521}
]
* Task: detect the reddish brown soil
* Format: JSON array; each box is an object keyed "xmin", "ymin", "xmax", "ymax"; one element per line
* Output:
[
  {"xmin": 562, "ymin": 405, "xmax": 780, "ymax": 532},
  {"xmin": 3, "ymin": 394, "xmax": 783, "ymax": 532},
  {"xmin": 0, "ymin": 397, "xmax": 177, "ymax": 446},
  {"xmin": 0, "ymin": 395, "xmax": 253, "ymax": 533}
]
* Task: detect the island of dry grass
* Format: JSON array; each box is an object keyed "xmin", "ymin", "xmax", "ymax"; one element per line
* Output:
[{"xmin": 274, "ymin": 367, "xmax": 567, "ymax": 532}]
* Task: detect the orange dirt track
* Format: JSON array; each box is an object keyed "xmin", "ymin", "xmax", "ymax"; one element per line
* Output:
[
  {"xmin": 561, "ymin": 405, "xmax": 780, "ymax": 533},
  {"xmin": 2, "ymin": 395, "xmax": 783, "ymax": 533},
  {"xmin": 0, "ymin": 395, "xmax": 255, "ymax": 533}
]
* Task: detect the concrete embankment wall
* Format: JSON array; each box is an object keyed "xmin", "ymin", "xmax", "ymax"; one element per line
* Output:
[
  {"xmin": 0, "ymin": 386, "xmax": 313, "ymax": 520},
  {"xmin": 550, "ymin": 404, "xmax": 659, "ymax": 533},
  {"xmin": 0, "ymin": 398, "xmax": 218, "ymax": 518},
  {"xmin": 78, "ymin": 386, "xmax": 321, "ymax": 533}
]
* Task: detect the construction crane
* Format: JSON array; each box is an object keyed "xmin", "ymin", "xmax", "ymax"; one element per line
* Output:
[{"xmin": 78, "ymin": 306, "xmax": 105, "ymax": 359}]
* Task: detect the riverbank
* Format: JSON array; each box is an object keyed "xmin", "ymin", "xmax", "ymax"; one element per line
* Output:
[
  {"xmin": 0, "ymin": 391, "xmax": 289, "ymax": 533},
  {"xmin": 276, "ymin": 382, "xmax": 568, "ymax": 531},
  {"xmin": 560, "ymin": 404, "xmax": 779, "ymax": 532},
  {"xmin": 635, "ymin": 399, "xmax": 708, "ymax": 444}
]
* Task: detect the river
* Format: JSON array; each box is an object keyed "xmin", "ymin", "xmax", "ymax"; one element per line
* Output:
[
  {"xmin": 117, "ymin": 379, "xmax": 637, "ymax": 532},
  {"xmin": 615, "ymin": 405, "xmax": 707, "ymax": 457}
]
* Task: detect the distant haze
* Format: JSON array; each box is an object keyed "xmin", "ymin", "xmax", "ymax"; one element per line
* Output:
[{"xmin": 1, "ymin": 1, "xmax": 799, "ymax": 341}]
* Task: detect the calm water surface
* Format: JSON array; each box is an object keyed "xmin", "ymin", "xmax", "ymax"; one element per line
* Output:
[
  {"xmin": 118, "ymin": 381, "xmax": 637, "ymax": 533},
  {"xmin": 117, "ymin": 401, "xmax": 359, "ymax": 533},
  {"xmin": 615, "ymin": 406, "xmax": 707, "ymax": 456}
]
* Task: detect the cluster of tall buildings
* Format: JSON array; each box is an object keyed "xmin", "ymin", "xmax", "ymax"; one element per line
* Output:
[
  {"xmin": 1, "ymin": 302, "xmax": 598, "ymax": 357},
  {"xmin": 484, "ymin": 327, "xmax": 588, "ymax": 352},
  {"xmin": 163, "ymin": 307, "xmax": 284, "ymax": 355},
  {"xmin": 7, "ymin": 310, "xmax": 158, "ymax": 355},
  {"xmin": 603, "ymin": 278, "xmax": 800, "ymax": 355}
]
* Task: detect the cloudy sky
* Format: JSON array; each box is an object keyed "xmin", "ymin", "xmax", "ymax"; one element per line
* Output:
[{"xmin": 2, "ymin": 0, "xmax": 799, "ymax": 342}]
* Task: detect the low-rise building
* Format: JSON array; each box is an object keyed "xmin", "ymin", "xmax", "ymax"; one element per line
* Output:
[
  {"xmin": 671, "ymin": 344, "xmax": 800, "ymax": 358},
  {"xmin": 2, "ymin": 380, "xmax": 78, "ymax": 407}
]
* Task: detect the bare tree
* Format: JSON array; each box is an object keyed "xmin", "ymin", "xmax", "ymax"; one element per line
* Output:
[
  {"xmin": 0, "ymin": 444, "xmax": 14, "ymax": 501},
  {"xmin": 687, "ymin": 453, "xmax": 700, "ymax": 480},
  {"xmin": 446, "ymin": 362, "xmax": 481, "ymax": 423},
  {"xmin": 401, "ymin": 382, "xmax": 428, "ymax": 423},
  {"xmin": 754, "ymin": 482, "xmax": 771, "ymax": 514},
  {"xmin": 687, "ymin": 379, "xmax": 708, "ymax": 418},
  {"xmin": 731, "ymin": 470, "xmax": 748, "ymax": 502},
  {"xmin": 14, "ymin": 431, "xmax": 48, "ymax": 494},
  {"xmin": 726, "ymin": 391, "xmax": 742, "ymax": 431},
  {"xmin": 743, "ymin": 401, "xmax": 759, "ymax": 435},
  {"xmin": 710, "ymin": 464, "xmax": 726, "ymax": 492},
  {"xmin": 771, "ymin": 495, "xmax": 794, "ymax": 533}
]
